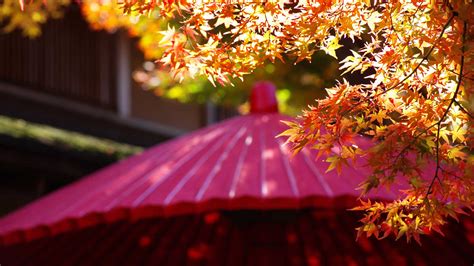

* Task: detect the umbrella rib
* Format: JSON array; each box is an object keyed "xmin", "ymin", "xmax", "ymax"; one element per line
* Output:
[
  {"xmin": 50, "ymin": 144, "xmax": 180, "ymax": 220},
  {"xmin": 137, "ymin": 120, "xmax": 246, "ymax": 206},
  {"xmin": 163, "ymin": 126, "xmax": 246, "ymax": 204},
  {"xmin": 275, "ymin": 136, "xmax": 300, "ymax": 197},
  {"xmin": 105, "ymin": 144, "xmax": 202, "ymax": 209},
  {"xmin": 93, "ymin": 132, "xmax": 218, "ymax": 211},
  {"xmin": 260, "ymin": 125, "xmax": 267, "ymax": 197},
  {"xmin": 95, "ymin": 125, "xmax": 223, "ymax": 211},
  {"xmin": 229, "ymin": 128, "xmax": 254, "ymax": 198},
  {"xmin": 195, "ymin": 126, "xmax": 248, "ymax": 201},
  {"xmin": 301, "ymin": 149, "xmax": 334, "ymax": 197},
  {"xmin": 128, "ymin": 128, "xmax": 228, "ymax": 207}
]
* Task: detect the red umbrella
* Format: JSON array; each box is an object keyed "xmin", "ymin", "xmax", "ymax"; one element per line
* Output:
[
  {"xmin": 0, "ymin": 82, "xmax": 473, "ymax": 265},
  {"xmin": 0, "ymin": 81, "xmax": 399, "ymax": 245}
]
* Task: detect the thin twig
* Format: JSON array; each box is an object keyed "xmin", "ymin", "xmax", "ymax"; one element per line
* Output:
[
  {"xmin": 426, "ymin": 19, "xmax": 467, "ymax": 198},
  {"xmin": 453, "ymin": 100, "xmax": 474, "ymax": 119},
  {"xmin": 343, "ymin": 13, "xmax": 457, "ymax": 115}
]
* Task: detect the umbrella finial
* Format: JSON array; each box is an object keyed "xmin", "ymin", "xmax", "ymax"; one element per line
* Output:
[{"xmin": 250, "ymin": 81, "xmax": 279, "ymax": 114}]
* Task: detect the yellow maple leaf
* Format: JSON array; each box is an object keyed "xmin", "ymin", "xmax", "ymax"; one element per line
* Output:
[{"xmin": 322, "ymin": 36, "xmax": 342, "ymax": 59}]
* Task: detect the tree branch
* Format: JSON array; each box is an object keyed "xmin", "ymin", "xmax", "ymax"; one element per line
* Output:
[{"xmin": 426, "ymin": 19, "xmax": 467, "ymax": 198}]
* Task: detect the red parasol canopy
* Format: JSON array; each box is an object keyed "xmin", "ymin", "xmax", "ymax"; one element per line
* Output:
[{"xmin": 0, "ymin": 82, "xmax": 404, "ymax": 245}]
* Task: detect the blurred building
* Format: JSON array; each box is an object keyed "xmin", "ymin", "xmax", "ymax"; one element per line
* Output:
[
  {"xmin": 0, "ymin": 5, "xmax": 220, "ymax": 146},
  {"xmin": 0, "ymin": 5, "xmax": 236, "ymax": 215}
]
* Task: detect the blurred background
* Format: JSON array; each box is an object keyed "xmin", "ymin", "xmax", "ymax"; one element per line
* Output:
[{"xmin": 0, "ymin": 3, "xmax": 341, "ymax": 216}]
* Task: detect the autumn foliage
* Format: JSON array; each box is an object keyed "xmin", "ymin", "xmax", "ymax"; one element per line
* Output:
[
  {"xmin": 5, "ymin": 0, "xmax": 474, "ymax": 243},
  {"xmin": 0, "ymin": 0, "xmax": 69, "ymax": 37}
]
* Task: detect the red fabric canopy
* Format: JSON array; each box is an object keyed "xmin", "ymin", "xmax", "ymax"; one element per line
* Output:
[{"xmin": 0, "ymin": 82, "xmax": 411, "ymax": 244}]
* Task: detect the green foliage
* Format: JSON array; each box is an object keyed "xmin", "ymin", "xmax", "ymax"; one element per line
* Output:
[{"xmin": 0, "ymin": 115, "xmax": 142, "ymax": 159}]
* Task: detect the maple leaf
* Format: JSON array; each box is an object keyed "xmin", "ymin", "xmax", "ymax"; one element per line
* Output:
[
  {"xmin": 370, "ymin": 110, "xmax": 387, "ymax": 124},
  {"xmin": 451, "ymin": 124, "xmax": 467, "ymax": 142},
  {"xmin": 321, "ymin": 36, "xmax": 342, "ymax": 59}
]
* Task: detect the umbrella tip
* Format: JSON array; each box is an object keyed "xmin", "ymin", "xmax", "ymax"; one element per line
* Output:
[{"xmin": 250, "ymin": 81, "xmax": 279, "ymax": 114}]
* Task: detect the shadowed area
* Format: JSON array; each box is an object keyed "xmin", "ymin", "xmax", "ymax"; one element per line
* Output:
[{"xmin": 0, "ymin": 209, "xmax": 473, "ymax": 266}]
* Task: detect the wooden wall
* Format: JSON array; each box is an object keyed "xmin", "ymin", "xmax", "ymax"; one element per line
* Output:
[{"xmin": 0, "ymin": 5, "xmax": 117, "ymax": 111}]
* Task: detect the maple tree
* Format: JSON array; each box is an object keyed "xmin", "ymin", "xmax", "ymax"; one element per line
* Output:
[
  {"xmin": 81, "ymin": 1, "xmax": 340, "ymax": 113},
  {"xmin": 5, "ymin": 0, "xmax": 474, "ymax": 243},
  {"xmin": 4, "ymin": 0, "xmax": 334, "ymax": 112},
  {"xmin": 0, "ymin": 0, "xmax": 69, "ymax": 37}
]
